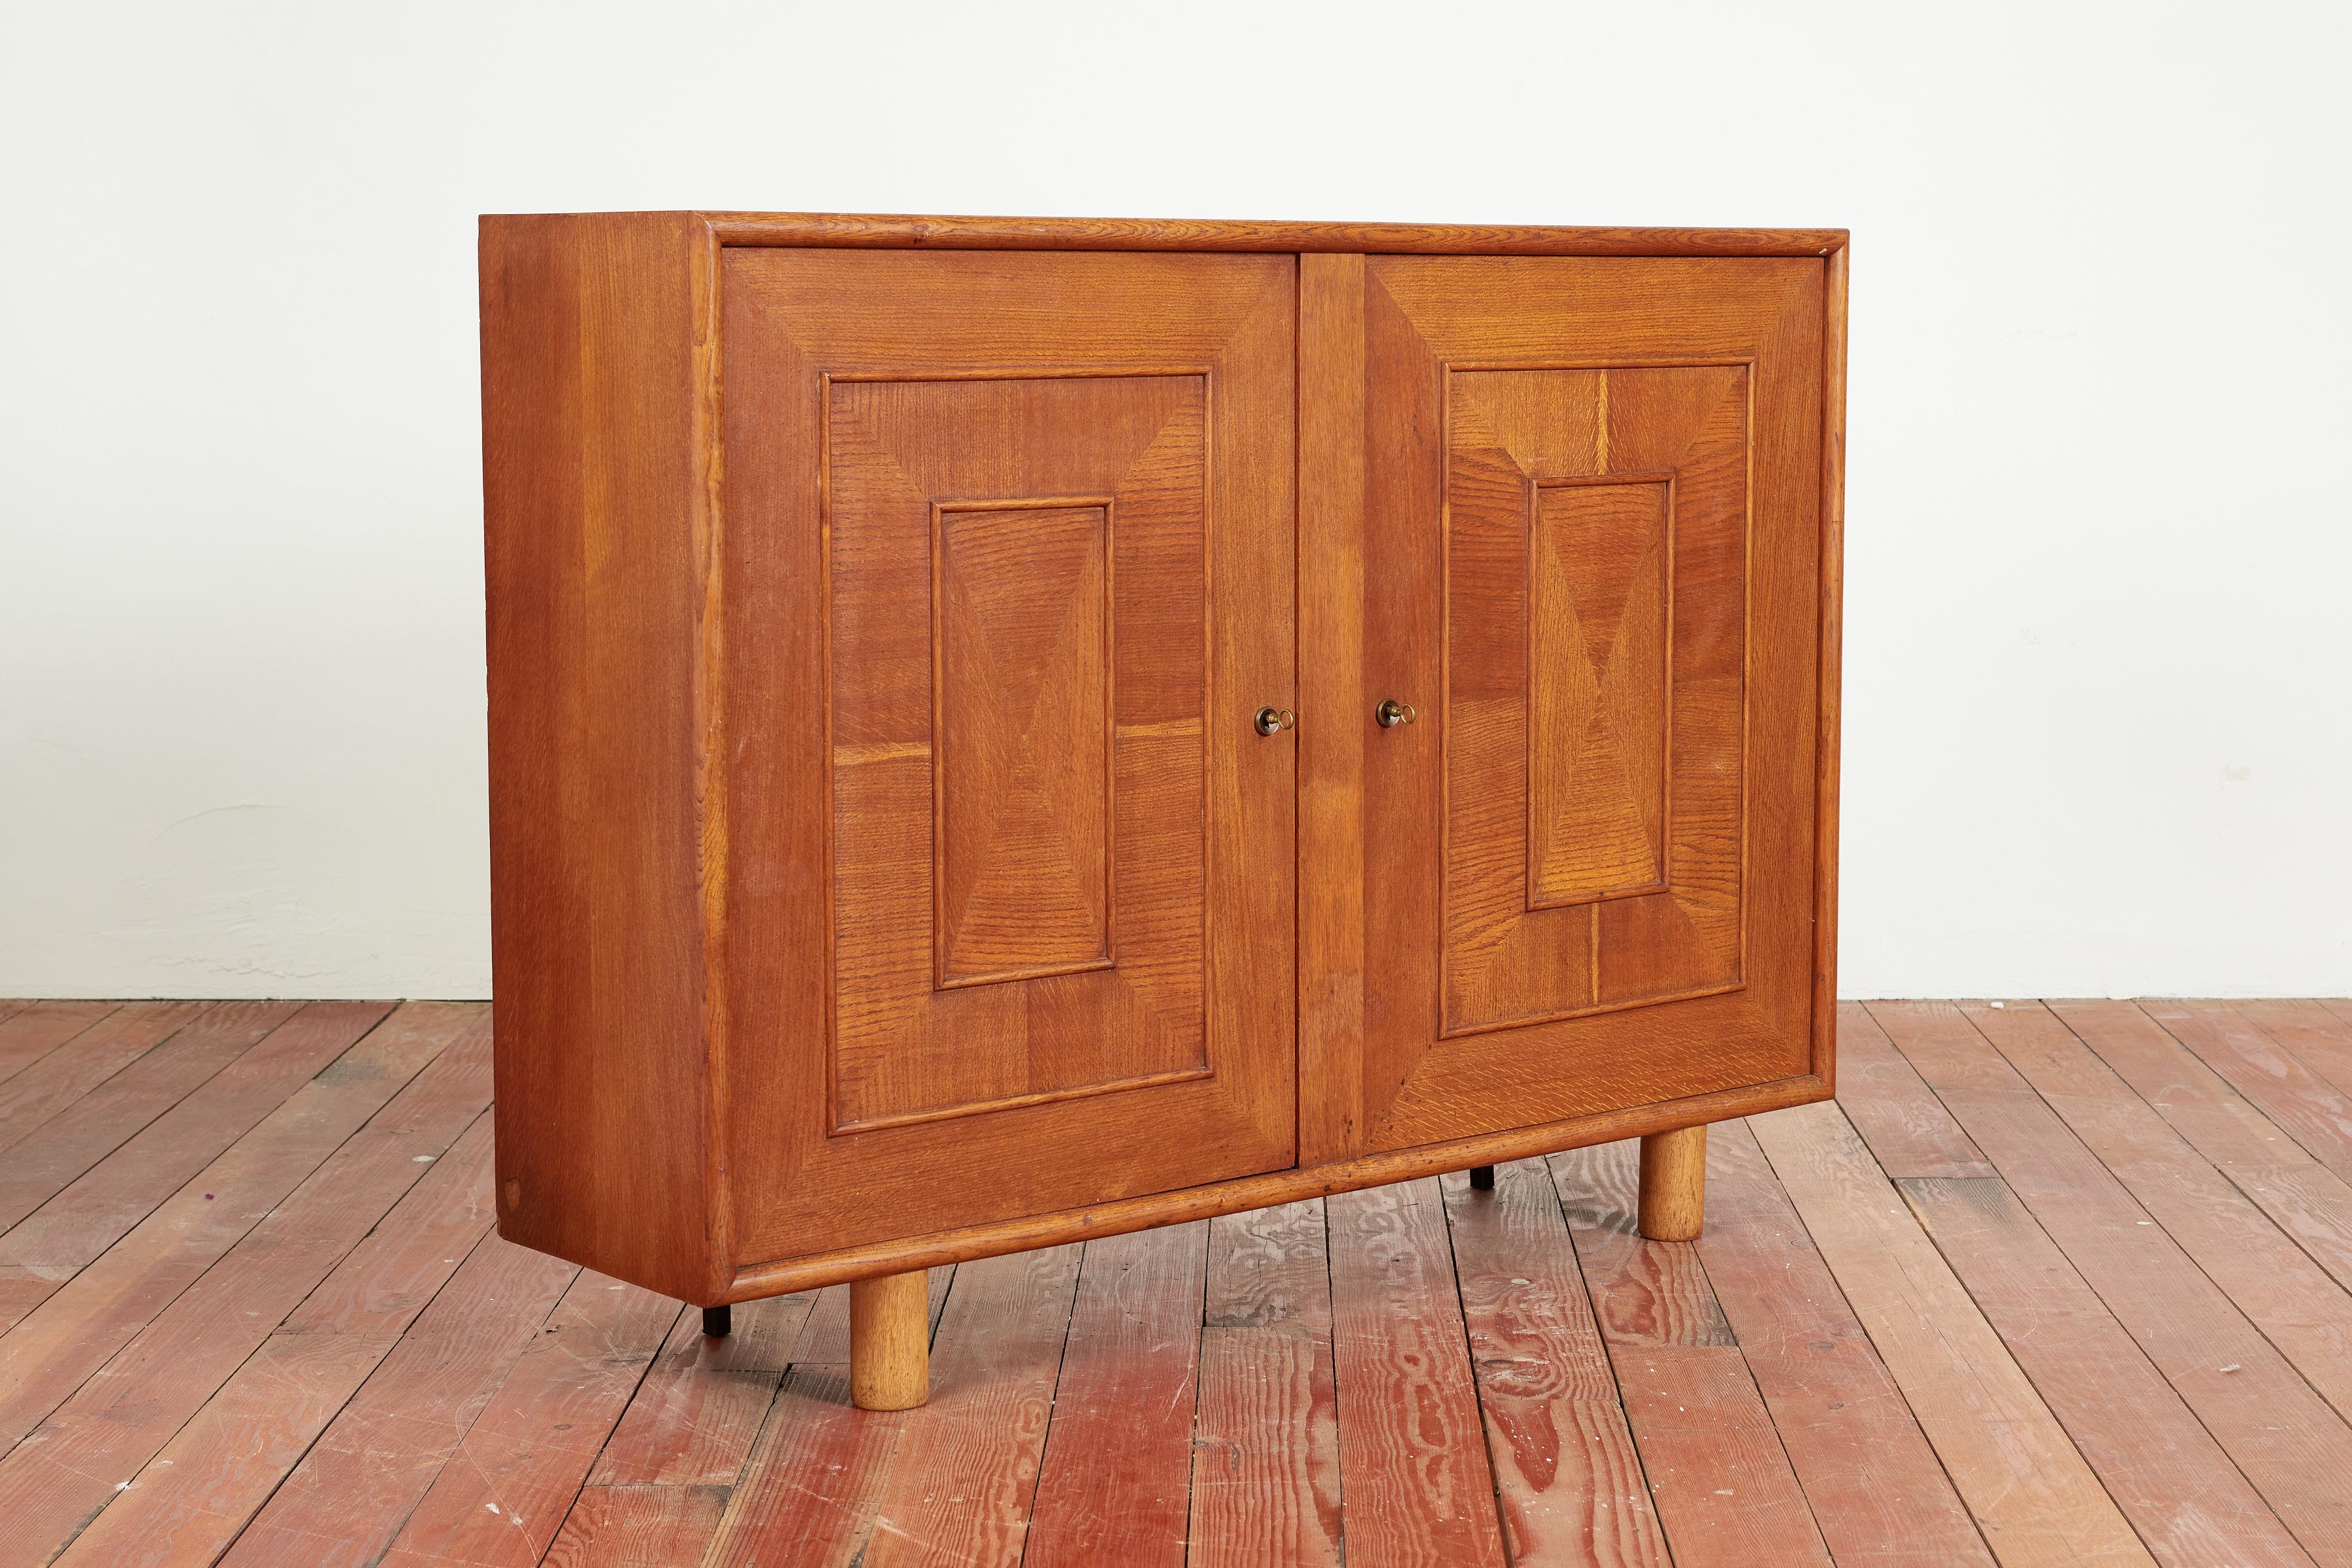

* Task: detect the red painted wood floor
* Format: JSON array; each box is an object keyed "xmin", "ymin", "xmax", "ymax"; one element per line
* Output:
[{"xmin": 4, "ymin": 998, "xmax": 2352, "ymax": 1564}]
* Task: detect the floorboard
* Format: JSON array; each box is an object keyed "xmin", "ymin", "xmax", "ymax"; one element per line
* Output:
[{"xmin": 5, "ymin": 1001, "xmax": 2349, "ymax": 1565}]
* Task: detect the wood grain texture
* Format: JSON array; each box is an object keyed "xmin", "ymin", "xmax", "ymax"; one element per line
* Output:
[
  {"xmin": 587, "ymin": 1288, "xmax": 811, "ymax": 1487},
  {"xmin": 1189, "ymin": 1324, "xmax": 1345, "ymax": 1568},
  {"xmin": 1901, "ymin": 1174, "xmax": 2315, "ymax": 1568},
  {"xmin": 484, "ymin": 221, "xmax": 1842, "ymax": 1302},
  {"xmin": 480, "ymin": 212, "xmax": 717, "ymax": 1305},
  {"xmin": 0, "ymin": 1003, "xmax": 118, "ymax": 1089},
  {"xmin": 1025, "ymin": 1224, "xmax": 1207, "ymax": 1568},
  {"xmin": 1971, "ymin": 1002, "xmax": 2352, "ymax": 1403},
  {"xmin": 1833, "ymin": 999, "xmax": 1994, "ymax": 1177},
  {"xmin": 47, "ymin": 1114, "xmax": 500, "ymax": 1568},
  {"xmin": 726, "ymin": 1071, "xmax": 1829, "ymax": 1299},
  {"xmin": 1443, "ymin": 1160, "xmax": 1669, "ymax": 1566},
  {"xmin": 1637, "ymin": 1126, "xmax": 1707, "ymax": 1241},
  {"xmin": 1298, "ymin": 251, "xmax": 1371, "ymax": 1169},
  {"xmin": 372, "ymin": 1271, "xmax": 678, "ymax": 1568},
  {"xmin": 692, "ymin": 211, "xmax": 1848, "ymax": 256},
  {"xmin": 542, "ymin": 1483, "xmax": 730, "ymax": 1568},
  {"xmin": 823, "ymin": 372, "xmax": 1214, "ymax": 1131},
  {"xmin": 2056, "ymin": 998, "xmax": 2352, "ymax": 1296},
  {"xmin": 1345, "ymin": 254, "xmax": 1830, "ymax": 1157},
  {"xmin": 0, "ymin": 1023, "xmax": 491, "ymax": 1565},
  {"xmin": 214, "ymin": 1233, "xmax": 580, "ymax": 1568},
  {"xmin": 1746, "ymin": 1101, "xmax": 2155, "ymax": 1566},
  {"xmin": 1874, "ymin": 1001, "xmax": 2352, "ymax": 1561},
  {"xmin": 2143, "ymin": 1000, "xmax": 2352, "ymax": 1182},
  {"xmin": 0, "ymin": 1000, "xmax": 298, "ymax": 1232},
  {"xmin": 702, "ymin": 1367, "xmax": 909, "ymax": 1567},
  {"xmin": 721, "ymin": 246, "xmax": 1296, "ymax": 1270},
  {"xmin": 2236, "ymin": 999, "xmax": 2352, "ymax": 1100},
  {"xmin": 1698, "ymin": 1120, "xmax": 1995, "ymax": 1567},
  {"xmin": 0, "ymin": 1002, "xmax": 442, "ymax": 1435},
  {"xmin": 856, "ymin": 1244, "xmax": 1083, "ymax": 1565},
  {"xmin": 1553, "ymin": 1141, "xmax": 1829, "ymax": 1566},
  {"xmin": 0, "ymin": 1001, "xmax": 209, "ymax": 1151},
  {"xmin": 1326, "ymin": 1177, "xmax": 1507, "ymax": 1567},
  {"xmin": 851, "ymin": 1269, "xmax": 931, "ymax": 1411}
]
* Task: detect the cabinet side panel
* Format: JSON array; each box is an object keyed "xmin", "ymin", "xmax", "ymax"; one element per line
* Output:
[{"xmin": 480, "ymin": 213, "xmax": 715, "ymax": 1300}]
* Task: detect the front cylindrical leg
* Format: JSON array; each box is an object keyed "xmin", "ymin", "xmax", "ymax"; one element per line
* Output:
[
  {"xmin": 1468, "ymin": 1165, "xmax": 1495, "ymax": 1190},
  {"xmin": 851, "ymin": 1271, "xmax": 930, "ymax": 1411},
  {"xmin": 1638, "ymin": 1124, "xmax": 1708, "ymax": 1241}
]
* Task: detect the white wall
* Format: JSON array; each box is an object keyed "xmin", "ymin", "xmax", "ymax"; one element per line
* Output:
[{"xmin": 3, "ymin": 1, "xmax": 2347, "ymax": 1000}]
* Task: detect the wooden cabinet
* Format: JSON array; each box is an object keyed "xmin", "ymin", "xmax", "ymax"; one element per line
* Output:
[{"xmin": 482, "ymin": 212, "xmax": 1845, "ymax": 1406}]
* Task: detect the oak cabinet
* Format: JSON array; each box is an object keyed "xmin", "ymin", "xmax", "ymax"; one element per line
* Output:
[{"xmin": 481, "ymin": 213, "xmax": 1845, "ymax": 1405}]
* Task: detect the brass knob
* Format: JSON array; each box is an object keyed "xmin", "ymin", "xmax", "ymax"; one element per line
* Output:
[
  {"xmin": 1254, "ymin": 706, "xmax": 1295, "ymax": 736},
  {"xmin": 1376, "ymin": 698, "xmax": 1417, "ymax": 728}
]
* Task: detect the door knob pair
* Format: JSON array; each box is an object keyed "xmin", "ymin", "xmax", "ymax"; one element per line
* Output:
[{"xmin": 1254, "ymin": 699, "xmax": 1417, "ymax": 735}]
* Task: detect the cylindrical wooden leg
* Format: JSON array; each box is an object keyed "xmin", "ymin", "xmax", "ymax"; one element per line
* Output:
[
  {"xmin": 1638, "ymin": 1124, "xmax": 1708, "ymax": 1241},
  {"xmin": 851, "ymin": 1271, "xmax": 930, "ymax": 1411},
  {"xmin": 1468, "ymin": 1165, "xmax": 1495, "ymax": 1190}
]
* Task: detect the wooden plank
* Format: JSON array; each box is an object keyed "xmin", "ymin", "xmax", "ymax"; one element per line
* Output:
[
  {"xmin": 1746, "ymin": 1100, "xmax": 2152, "ymax": 1566},
  {"xmin": 1190, "ymin": 1200, "xmax": 1342, "ymax": 1567},
  {"xmin": 1699, "ymin": 1120, "xmax": 1995, "ymax": 1566},
  {"xmin": 2144, "ymin": 1000, "xmax": 2352, "ymax": 1181},
  {"xmin": 2236, "ymin": 1000, "xmax": 2352, "ymax": 1100},
  {"xmin": 543, "ymin": 1483, "xmax": 730, "ymax": 1567},
  {"xmin": 0, "ymin": 999, "xmax": 396, "ymax": 1328},
  {"xmin": 1552, "ymin": 1143, "xmax": 1733, "ymax": 1348},
  {"xmin": 1901, "ymin": 1173, "xmax": 2313, "ymax": 1567},
  {"xmin": 587, "ymin": 1288, "xmax": 813, "ymax": 1487},
  {"xmin": 1205, "ymin": 1198, "xmax": 1330, "ymax": 1332},
  {"xmin": 1441, "ymin": 1158, "xmax": 1667, "ymax": 1567},
  {"xmin": 1189, "ymin": 1325, "xmax": 1343, "ymax": 1568},
  {"xmin": 1025, "ymin": 1222, "xmax": 1207, "ymax": 1568},
  {"xmin": 856, "ymin": 1244, "xmax": 1083, "ymax": 1567},
  {"xmin": 0, "ymin": 1020, "xmax": 493, "ymax": 1563},
  {"xmin": 47, "ymin": 1113, "xmax": 498, "ymax": 1568},
  {"xmin": 1608, "ymin": 1347, "xmax": 1835, "ymax": 1567},
  {"xmin": 212, "ymin": 1234, "xmax": 579, "ymax": 1568},
  {"xmin": 1552, "ymin": 1143, "xmax": 1830, "ymax": 1567},
  {"xmin": 1876, "ymin": 1000, "xmax": 2352, "ymax": 1561},
  {"xmin": 2037, "ymin": 1000, "xmax": 2352, "ymax": 1308},
  {"xmin": 371, "ymin": 1271, "xmax": 679, "ymax": 1567},
  {"xmin": 1833, "ymin": 1000, "xmax": 1995, "ymax": 1177},
  {"xmin": 703, "ymin": 1367, "xmax": 909, "ymax": 1567},
  {"xmin": 0, "ymin": 1001, "xmax": 210, "ymax": 1151},
  {"xmin": 1994, "ymin": 1006, "xmax": 2352, "ymax": 1382},
  {"xmin": 1326, "ymin": 1177, "xmax": 1507, "ymax": 1567},
  {"xmin": 0, "ymin": 1003, "xmax": 118, "ymax": 1089},
  {"xmin": 0, "ymin": 1001, "xmax": 299, "ymax": 1232},
  {"xmin": 0, "ymin": 1001, "xmax": 437, "ymax": 1437}
]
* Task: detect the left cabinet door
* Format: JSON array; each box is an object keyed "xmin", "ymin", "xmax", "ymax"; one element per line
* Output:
[{"xmin": 719, "ymin": 250, "xmax": 1298, "ymax": 1270}]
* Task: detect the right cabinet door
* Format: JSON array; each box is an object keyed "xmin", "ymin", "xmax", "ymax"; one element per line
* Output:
[{"xmin": 1300, "ymin": 253, "xmax": 1835, "ymax": 1162}]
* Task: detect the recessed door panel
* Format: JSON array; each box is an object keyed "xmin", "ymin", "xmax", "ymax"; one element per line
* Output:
[
  {"xmin": 1300, "ymin": 253, "xmax": 1830, "ymax": 1162},
  {"xmin": 722, "ymin": 250, "xmax": 1297, "ymax": 1264}
]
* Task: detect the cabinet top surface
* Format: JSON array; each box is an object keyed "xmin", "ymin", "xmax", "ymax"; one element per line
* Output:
[{"xmin": 481, "ymin": 210, "xmax": 1847, "ymax": 258}]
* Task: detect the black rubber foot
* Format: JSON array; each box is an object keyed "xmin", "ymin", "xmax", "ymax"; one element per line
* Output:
[
  {"xmin": 702, "ymin": 1303, "xmax": 732, "ymax": 1337},
  {"xmin": 1469, "ymin": 1165, "xmax": 1495, "ymax": 1190}
]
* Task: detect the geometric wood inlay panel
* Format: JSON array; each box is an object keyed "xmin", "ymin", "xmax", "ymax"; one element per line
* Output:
[
  {"xmin": 1528, "ymin": 476, "xmax": 1671, "ymax": 907},
  {"xmin": 1442, "ymin": 364, "xmax": 1748, "ymax": 1036},
  {"xmin": 933, "ymin": 498, "xmax": 1115, "ymax": 987},
  {"xmin": 825, "ymin": 373, "xmax": 1211, "ymax": 1131}
]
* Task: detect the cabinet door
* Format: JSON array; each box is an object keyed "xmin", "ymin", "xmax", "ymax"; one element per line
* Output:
[
  {"xmin": 721, "ymin": 250, "xmax": 1296, "ymax": 1266},
  {"xmin": 1299, "ymin": 254, "xmax": 1835, "ymax": 1162}
]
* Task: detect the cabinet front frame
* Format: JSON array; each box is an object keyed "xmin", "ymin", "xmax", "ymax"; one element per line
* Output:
[{"xmin": 643, "ymin": 215, "xmax": 1844, "ymax": 1303}]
